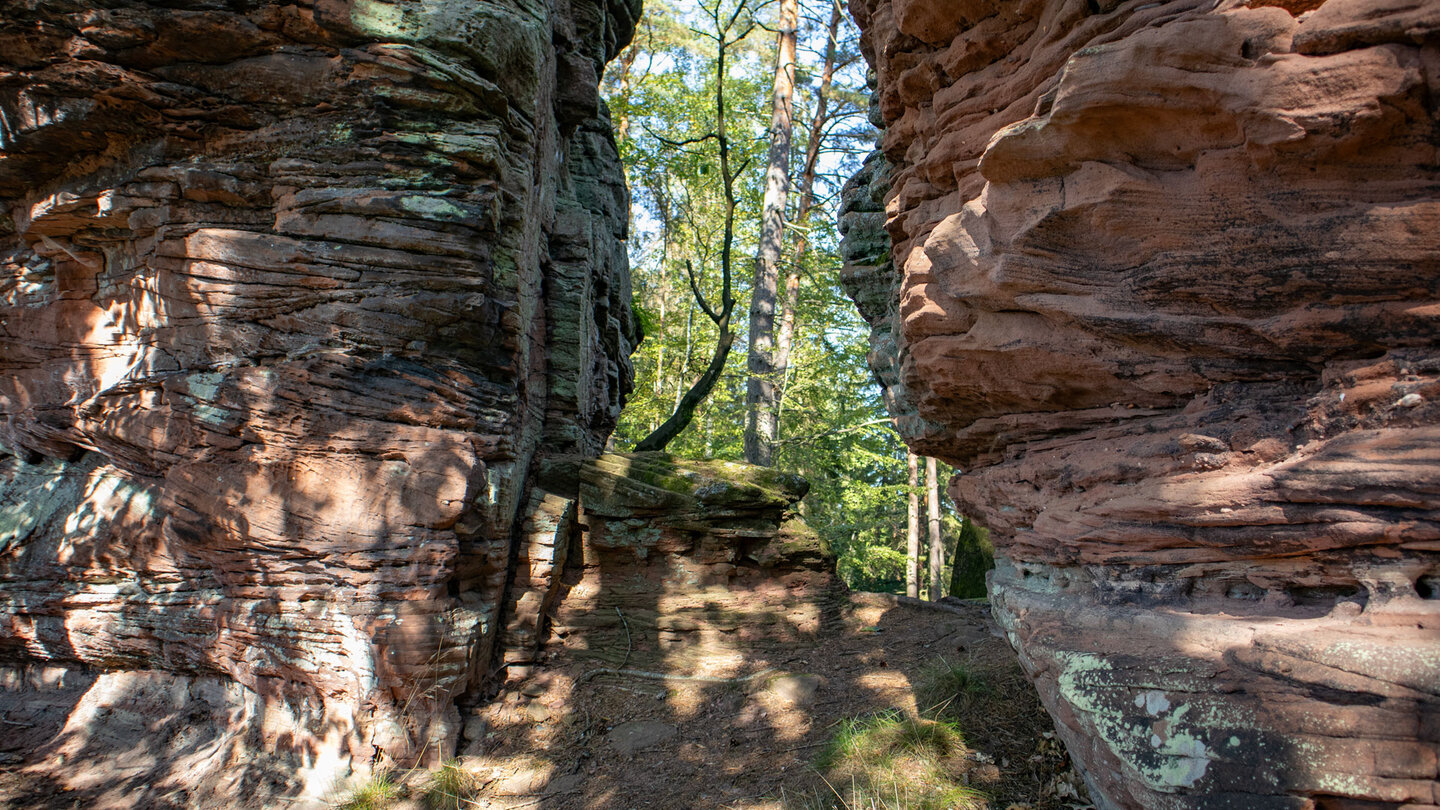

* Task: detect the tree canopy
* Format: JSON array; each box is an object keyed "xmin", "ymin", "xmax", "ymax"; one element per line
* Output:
[{"xmin": 601, "ymin": 0, "xmax": 990, "ymax": 595}]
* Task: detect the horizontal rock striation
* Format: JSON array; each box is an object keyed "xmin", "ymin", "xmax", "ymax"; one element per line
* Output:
[
  {"xmin": 843, "ymin": 0, "xmax": 1440, "ymax": 807},
  {"xmin": 0, "ymin": 0, "xmax": 638, "ymax": 802},
  {"xmin": 539, "ymin": 453, "xmax": 844, "ymax": 679}
]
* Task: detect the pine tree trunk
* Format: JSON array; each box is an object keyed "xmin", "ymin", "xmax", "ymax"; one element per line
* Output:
[
  {"xmin": 743, "ymin": 0, "xmax": 798, "ymax": 466},
  {"xmin": 613, "ymin": 44, "xmax": 637, "ymax": 142},
  {"xmin": 927, "ymin": 456, "xmax": 943, "ymax": 600},
  {"xmin": 773, "ymin": 0, "xmax": 842, "ymax": 439},
  {"xmin": 907, "ymin": 450, "xmax": 920, "ymax": 599}
]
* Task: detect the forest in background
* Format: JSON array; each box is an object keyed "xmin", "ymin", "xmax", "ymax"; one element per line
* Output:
[{"xmin": 598, "ymin": 0, "xmax": 992, "ymax": 597}]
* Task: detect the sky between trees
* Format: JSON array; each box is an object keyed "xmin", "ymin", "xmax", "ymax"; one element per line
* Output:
[{"xmin": 598, "ymin": 0, "xmax": 993, "ymax": 596}]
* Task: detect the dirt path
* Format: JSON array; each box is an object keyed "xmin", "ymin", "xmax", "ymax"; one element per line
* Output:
[
  {"xmin": 453, "ymin": 594, "xmax": 1088, "ymax": 810},
  {"xmin": 0, "ymin": 593, "xmax": 1088, "ymax": 809}
]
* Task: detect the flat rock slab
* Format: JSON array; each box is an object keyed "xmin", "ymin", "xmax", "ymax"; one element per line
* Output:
[{"xmin": 607, "ymin": 720, "xmax": 677, "ymax": 756}]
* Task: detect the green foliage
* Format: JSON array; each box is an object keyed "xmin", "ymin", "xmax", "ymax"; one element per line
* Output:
[
  {"xmin": 947, "ymin": 515, "xmax": 994, "ymax": 599},
  {"xmin": 603, "ymin": 0, "xmax": 929, "ymax": 591},
  {"xmin": 631, "ymin": 296, "xmax": 659, "ymax": 338}
]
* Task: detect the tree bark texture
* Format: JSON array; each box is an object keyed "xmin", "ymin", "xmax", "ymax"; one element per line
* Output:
[
  {"xmin": 743, "ymin": 0, "xmax": 798, "ymax": 466},
  {"xmin": 773, "ymin": 0, "xmax": 842, "ymax": 426},
  {"xmin": 907, "ymin": 450, "xmax": 920, "ymax": 599},
  {"xmin": 927, "ymin": 456, "xmax": 943, "ymax": 600}
]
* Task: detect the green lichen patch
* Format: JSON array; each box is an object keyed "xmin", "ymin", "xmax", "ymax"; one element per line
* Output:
[{"xmin": 1054, "ymin": 651, "xmax": 1231, "ymax": 792}]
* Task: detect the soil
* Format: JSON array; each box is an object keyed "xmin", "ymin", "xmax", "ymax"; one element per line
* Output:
[
  {"xmin": 0, "ymin": 593, "xmax": 1091, "ymax": 810},
  {"xmin": 449, "ymin": 593, "xmax": 1091, "ymax": 810}
]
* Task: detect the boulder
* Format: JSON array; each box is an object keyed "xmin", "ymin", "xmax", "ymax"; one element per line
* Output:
[{"xmin": 541, "ymin": 453, "xmax": 846, "ymax": 679}]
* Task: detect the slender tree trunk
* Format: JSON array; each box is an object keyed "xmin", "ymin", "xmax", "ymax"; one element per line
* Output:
[
  {"xmin": 636, "ymin": 328, "xmax": 734, "ymax": 451},
  {"xmin": 927, "ymin": 456, "xmax": 943, "ymax": 601},
  {"xmin": 636, "ymin": 3, "xmax": 743, "ymax": 452},
  {"xmin": 654, "ymin": 286, "xmax": 666, "ymax": 398},
  {"xmin": 613, "ymin": 44, "xmax": 638, "ymax": 142},
  {"xmin": 773, "ymin": 0, "xmax": 842, "ymax": 398},
  {"xmin": 743, "ymin": 0, "xmax": 798, "ymax": 466},
  {"xmin": 906, "ymin": 450, "xmax": 920, "ymax": 598},
  {"xmin": 652, "ymin": 180, "xmax": 671, "ymax": 401},
  {"xmin": 675, "ymin": 305, "xmax": 694, "ymax": 411}
]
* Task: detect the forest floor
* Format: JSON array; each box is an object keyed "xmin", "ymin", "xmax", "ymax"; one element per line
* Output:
[
  {"xmin": 424, "ymin": 593, "xmax": 1093, "ymax": 810},
  {"xmin": 0, "ymin": 593, "xmax": 1093, "ymax": 810}
]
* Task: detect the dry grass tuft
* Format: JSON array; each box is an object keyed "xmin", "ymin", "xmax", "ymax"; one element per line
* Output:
[
  {"xmin": 914, "ymin": 657, "xmax": 994, "ymax": 719},
  {"xmin": 800, "ymin": 710, "xmax": 987, "ymax": 810},
  {"xmin": 421, "ymin": 760, "xmax": 477, "ymax": 810},
  {"xmin": 333, "ymin": 769, "xmax": 402, "ymax": 810}
]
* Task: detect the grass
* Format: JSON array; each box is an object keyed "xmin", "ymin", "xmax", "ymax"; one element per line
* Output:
[
  {"xmin": 332, "ymin": 760, "xmax": 479, "ymax": 810},
  {"xmin": 912, "ymin": 652, "xmax": 1091, "ymax": 809},
  {"xmin": 334, "ymin": 769, "xmax": 402, "ymax": 810},
  {"xmin": 913, "ymin": 657, "xmax": 993, "ymax": 720},
  {"xmin": 783, "ymin": 650, "xmax": 1093, "ymax": 810},
  {"xmin": 421, "ymin": 760, "xmax": 477, "ymax": 810},
  {"xmin": 799, "ymin": 710, "xmax": 986, "ymax": 810}
]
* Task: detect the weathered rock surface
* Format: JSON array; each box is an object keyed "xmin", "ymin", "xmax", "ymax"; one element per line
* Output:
[
  {"xmin": 842, "ymin": 0, "xmax": 1440, "ymax": 807},
  {"xmin": 0, "ymin": 0, "xmax": 638, "ymax": 803},
  {"xmin": 540, "ymin": 452, "xmax": 845, "ymax": 678}
]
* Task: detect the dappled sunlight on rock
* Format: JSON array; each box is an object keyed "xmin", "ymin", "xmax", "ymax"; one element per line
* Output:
[
  {"xmin": 841, "ymin": 0, "xmax": 1440, "ymax": 804},
  {"xmin": 1, "ymin": 0, "xmax": 639, "ymax": 800}
]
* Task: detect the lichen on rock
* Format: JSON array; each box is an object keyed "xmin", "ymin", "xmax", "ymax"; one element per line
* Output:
[
  {"xmin": 841, "ymin": 0, "xmax": 1440, "ymax": 807},
  {"xmin": 0, "ymin": 0, "xmax": 640, "ymax": 802}
]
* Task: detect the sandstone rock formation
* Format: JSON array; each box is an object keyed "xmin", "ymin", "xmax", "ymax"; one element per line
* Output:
[
  {"xmin": 841, "ymin": 0, "xmax": 1440, "ymax": 807},
  {"xmin": 539, "ymin": 453, "xmax": 843, "ymax": 680},
  {"xmin": 0, "ymin": 0, "xmax": 638, "ymax": 802}
]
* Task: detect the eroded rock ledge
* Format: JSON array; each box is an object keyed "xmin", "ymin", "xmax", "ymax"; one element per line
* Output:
[
  {"xmin": 0, "ymin": 0, "xmax": 639, "ymax": 802},
  {"xmin": 841, "ymin": 0, "xmax": 1440, "ymax": 807},
  {"xmin": 533, "ymin": 453, "xmax": 842, "ymax": 683}
]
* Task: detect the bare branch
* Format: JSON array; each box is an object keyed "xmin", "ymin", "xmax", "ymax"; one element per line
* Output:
[{"xmin": 684, "ymin": 259, "xmax": 720, "ymax": 324}]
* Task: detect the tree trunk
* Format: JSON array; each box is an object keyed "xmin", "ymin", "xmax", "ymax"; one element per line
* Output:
[
  {"xmin": 675, "ymin": 305, "xmax": 694, "ymax": 412},
  {"xmin": 743, "ymin": 0, "xmax": 798, "ymax": 467},
  {"xmin": 772, "ymin": 0, "xmax": 842, "ymax": 438},
  {"xmin": 906, "ymin": 450, "xmax": 920, "ymax": 599},
  {"xmin": 635, "ymin": 328, "xmax": 734, "ymax": 451},
  {"xmin": 635, "ymin": 2, "xmax": 744, "ymax": 452},
  {"xmin": 927, "ymin": 456, "xmax": 943, "ymax": 600},
  {"xmin": 613, "ymin": 43, "xmax": 638, "ymax": 143},
  {"xmin": 651, "ymin": 178, "xmax": 671, "ymax": 401}
]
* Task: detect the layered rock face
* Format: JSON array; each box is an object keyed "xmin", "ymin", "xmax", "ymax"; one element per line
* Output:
[
  {"xmin": 842, "ymin": 0, "xmax": 1440, "ymax": 807},
  {"xmin": 0, "ymin": 0, "xmax": 638, "ymax": 801},
  {"xmin": 542, "ymin": 453, "xmax": 843, "ymax": 678}
]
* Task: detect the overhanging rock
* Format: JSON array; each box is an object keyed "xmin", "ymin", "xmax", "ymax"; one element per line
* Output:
[{"xmin": 840, "ymin": 0, "xmax": 1440, "ymax": 806}]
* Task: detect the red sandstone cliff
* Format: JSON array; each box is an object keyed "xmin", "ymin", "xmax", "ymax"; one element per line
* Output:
[
  {"xmin": 841, "ymin": 0, "xmax": 1440, "ymax": 807},
  {"xmin": 0, "ymin": 0, "xmax": 638, "ymax": 802}
]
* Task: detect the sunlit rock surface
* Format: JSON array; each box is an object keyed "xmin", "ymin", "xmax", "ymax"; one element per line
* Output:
[
  {"xmin": 0, "ymin": 0, "xmax": 638, "ymax": 802},
  {"xmin": 524, "ymin": 453, "xmax": 844, "ymax": 681},
  {"xmin": 842, "ymin": 0, "xmax": 1440, "ymax": 807}
]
